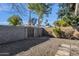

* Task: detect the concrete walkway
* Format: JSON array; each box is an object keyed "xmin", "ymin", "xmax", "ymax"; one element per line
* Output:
[{"xmin": 55, "ymin": 44, "xmax": 79, "ymax": 56}]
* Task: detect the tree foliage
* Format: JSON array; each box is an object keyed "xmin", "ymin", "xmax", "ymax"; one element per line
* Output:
[
  {"xmin": 58, "ymin": 3, "xmax": 75, "ymax": 18},
  {"xmin": 28, "ymin": 3, "xmax": 52, "ymax": 27},
  {"xmin": 54, "ymin": 18, "xmax": 70, "ymax": 27},
  {"xmin": 29, "ymin": 18, "xmax": 37, "ymax": 26},
  {"xmin": 45, "ymin": 19, "xmax": 51, "ymax": 27},
  {"xmin": 8, "ymin": 15, "xmax": 23, "ymax": 26},
  {"xmin": 66, "ymin": 15, "xmax": 79, "ymax": 26},
  {"xmin": 55, "ymin": 15, "xmax": 79, "ymax": 27},
  {"xmin": 56, "ymin": 3, "xmax": 79, "ymax": 27},
  {"xmin": 28, "ymin": 3, "xmax": 52, "ymax": 16}
]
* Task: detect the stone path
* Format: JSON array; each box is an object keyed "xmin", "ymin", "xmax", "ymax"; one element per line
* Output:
[{"xmin": 55, "ymin": 44, "xmax": 79, "ymax": 56}]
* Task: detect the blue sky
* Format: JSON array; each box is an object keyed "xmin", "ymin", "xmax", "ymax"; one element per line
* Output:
[{"xmin": 0, "ymin": 3, "xmax": 59, "ymax": 26}]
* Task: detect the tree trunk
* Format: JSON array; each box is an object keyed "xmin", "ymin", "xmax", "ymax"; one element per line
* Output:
[
  {"xmin": 28, "ymin": 10, "xmax": 32, "ymax": 26},
  {"xmin": 38, "ymin": 16, "xmax": 42, "ymax": 28},
  {"xmin": 38, "ymin": 15, "xmax": 42, "ymax": 37},
  {"xmin": 75, "ymin": 3, "xmax": 79, "ymax": 16}
]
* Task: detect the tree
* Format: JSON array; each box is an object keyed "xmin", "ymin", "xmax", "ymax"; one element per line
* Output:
[
  {"xmin": 67, "ymin": 15, "xmax": 79, "ymax": 27},
  {"xmin": 75, "ymin": 3, "xmax": 79, "ymax": 16},
  {"xmin": 57, "ymin": 3, "xmax": 79, "ymax": 27},
  {"xmin": 45, "ymin": 19, "xmax": 51, "ymax": 27},
  {"xmin": 57, "ymin": 3, "xmax": 79, "ymax": 55},
  {"xmin": 28, "ymin": 3, "xmax": 52, "ymax": 28},
  {"xmin": 58, "ymin": 3, "xmax": 75, "ymax": 18},
  {"xmin": 28, "ymin": 3, "xmax": 52, "ymax": 36},
  {"xmin": 8, "ymin": 15, "xmax": 23, "ymax": 26},
  {"xmin": 30, "ymin": 18, "xmax": 37, "ymax": 26}
]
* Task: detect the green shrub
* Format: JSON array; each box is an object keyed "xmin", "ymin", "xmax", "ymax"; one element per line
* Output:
[
  {"xmin": 53, "ymin": 27, "xmax": 62, "ymax": 38},
  {"xmin": 8, "ymin": 15, "xmax": 23, "ymax": 26},
  {"xmin": 54, "ymin": 19, "xmax": 70, "ymax": 27}
]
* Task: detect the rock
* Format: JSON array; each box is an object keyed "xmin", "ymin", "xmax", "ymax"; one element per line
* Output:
[
  {"xmin": 60, "ymin": 27, "xmax": 74, "ymax": 39},
  {"xmin": 73, "ymin": 29, "xmax": 79, "ymax": 40}
]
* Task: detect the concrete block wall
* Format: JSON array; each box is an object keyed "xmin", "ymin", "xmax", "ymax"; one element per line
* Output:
[
  {"xmin": 0, "ymin": 26, "xmax": 42, "ymax": 44},
  {"xmin": 34, "ymin": 28, "xmax": 43, "ymax": 37},
  {"xmin": 0, "ymin": 26, "xmax": 26, "ymax": 44},
  {"xmin": 34, "ymin": 27, "xmax": 39, "ymax": 37}
]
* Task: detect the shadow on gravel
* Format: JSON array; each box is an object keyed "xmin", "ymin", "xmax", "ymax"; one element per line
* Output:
[{"xmin": 0, "ymin": 37, "xmax": 50, "ymax": 56}]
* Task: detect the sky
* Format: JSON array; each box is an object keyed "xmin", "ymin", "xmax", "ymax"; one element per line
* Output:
[{"xmin": 0, "ymin": 3, "xmax": 59, "ymax": 26}]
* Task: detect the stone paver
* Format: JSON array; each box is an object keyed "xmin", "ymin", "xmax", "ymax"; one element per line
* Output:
[
  {"xmin": 61, "ymin": 44, "xmax": 70, "ymax": 48},
  {"xmin": 55, "ymin": 50, "xmax": 70, "ymax": 56},
  {"xmin": 55, "ymin": 44, "xmax": 79, "ymax": 56}
]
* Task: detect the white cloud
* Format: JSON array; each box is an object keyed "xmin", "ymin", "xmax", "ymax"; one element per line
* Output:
[{"xmin": 0, "ymin": 22, "xmax": 8, "ymax": 25}]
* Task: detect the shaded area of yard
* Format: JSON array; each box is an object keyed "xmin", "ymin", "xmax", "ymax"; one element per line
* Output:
[{"xmin": 0, "ymin": 37, "xmax": 50, "ymax": 56}]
